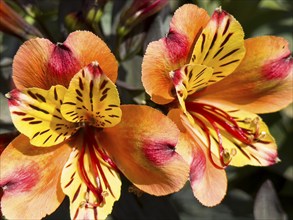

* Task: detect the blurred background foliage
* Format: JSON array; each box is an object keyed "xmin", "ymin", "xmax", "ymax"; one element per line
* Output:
[{"xmin": 0, "ymin": 0, "xmax": 292, "ymax": 219}]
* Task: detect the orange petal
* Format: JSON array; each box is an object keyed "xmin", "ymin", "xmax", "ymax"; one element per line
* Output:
[
  {"xmin": 142, "ymin": 4, "xmax": 209, "ymax": 104},
  {"xmin": 13, "ymin": 37, "xmax": 54, "ymax": 89},
  {"xmin": 169, "ymin": 109, "xmax": 227, "ymax": 206},
  {"xmin": 98, "ymin": 105, "xmax": 189, "ymax": 195},
  {"xmin": 13, "ymin": 31, "xmax": 117, "ymax": 90},
  {"xmin": 170, "ymin": 4, "xmax": 210, "ymax": 50},
  {"xmin": 64, "ymin": 31, "xmax": 118, "ymax": 83},
  {"xmin": 198, "ymin": 36, "xmax": 293, "ymax": 114},
  {"xmin": 179, "ymin": 116, "xmax": 227, "ymax": 207},
  {"xmin": 0, "ymin": 134, "xmax": 71, "ymax": 219}
]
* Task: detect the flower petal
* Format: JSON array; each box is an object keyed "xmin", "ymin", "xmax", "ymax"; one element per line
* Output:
[
  {"xmin": 61, "ymin": 62, "xmax": 121, "ymax": 128},
  {"xmin": 190, "ymin": 8, "xmax": 245, "ymax": 85},
  {"xmin": 6, "ymin": 86, "xmax": 78, "ymax": 147},
  {"xmin": 0, "ymin": 134, "xmax": 71, "ymax": 219},
  {"xmin": 210, "ymin": 104, "xmax": 279, "ymax": 167},
  {"xmin": 13, "ymin": 31, "xmax": 117, "ymax": 90},
  {"xmin": 186, "ymin": 101, "xmax": 279, "ymax": 167},
  {"xmin": 169, "ymin": 110, "xmax": 227, "ymax": 206},
  {"xmin": 61, "ymin": 136, "xmax": 121, "ymax": 220},
  {"xmin": 13, "ymin": 38, "xmax": 54, "ymax": 89},
  {"xmin": 169, "ymin": 64, "xmax": 213, "ymax": 114},
  {"xmin": 142, "ymin": 4, "xmax": 209, "ymax": 104},
  {"xmin": 98, "ymin": 105, "xmax": 189, "ymax": 195},
  {"xmin": 198, "ymin": 36, "xmax": 293, "ymax": 113},
  {"xmin": 64, "ymin": 31, "xmax": 118, "ymax": 83}
]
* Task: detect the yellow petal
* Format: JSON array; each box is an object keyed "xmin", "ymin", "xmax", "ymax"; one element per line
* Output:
[
  {"xmin": 61, "ymin": 62, "xmax": 121, "ymax": 128},
  {"xmin": 190, "ymin": 8, "xmax": 245, "ymax": 85},
  {"xmin": 99, "ymin": 105, "xmax": 189, "ymax": 196},
  {"xmin": 0, "ymin": 134, "xmax": 71, "ymax": 219},
  {"xmin": 6, "ymin": 86, "xmax": 78, "ymax": 147},
  {"xmin": 61, "ymin": 135, "xmax": 121, "ymax": 220},
  {"xmin": 217, "ymin": 106, "xmax": 279, "ymax": 167},
  {"xmin": 169, "ymin": 64, "xmax": 213, "ymax": 114},
  {"xmin": 198, "ymin": 36, "xmax": 293, "ymax": 114},
  {"xmin": 186, "ymin": 101, "xmax": 279, "ymax": 167}
]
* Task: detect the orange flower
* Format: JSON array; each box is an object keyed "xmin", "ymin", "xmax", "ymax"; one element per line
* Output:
[
  {"xmin": 0, "ymin": 31, "xmax": 189, "ymax": 219},
  {"xmin": 142, "ymin": 4, "xmax": 293, "ymax": 206}
]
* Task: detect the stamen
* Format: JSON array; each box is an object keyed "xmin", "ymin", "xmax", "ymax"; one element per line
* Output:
[
  {"xmin": 186, "ymin": 102, "xmax": 262, "ymax": 168},
  {"xmin": 77, "ymin": 126, "xmax": 118, "ymax": 207}
]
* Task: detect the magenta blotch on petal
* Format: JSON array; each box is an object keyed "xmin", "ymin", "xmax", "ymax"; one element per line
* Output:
[{"xmin": 262, "ymin": 54, "xmax": 293, "ymax": 80}]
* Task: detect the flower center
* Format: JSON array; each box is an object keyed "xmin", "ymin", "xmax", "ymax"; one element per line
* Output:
[
  {"xmin": 185, "ymin": 102, "xmax": 269, "ymax": 168},
  {"xmin": 77, "ymin": 126, "xmax": 118, "ymax": 207}
]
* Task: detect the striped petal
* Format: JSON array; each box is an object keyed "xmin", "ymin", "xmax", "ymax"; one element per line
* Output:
[
  {"xmin": 6, "ymin": 86, "xmax": 78, "ymax": 147},
  {"xmin": 185, "ymin": 102, "xmax": 279, "ymax": 167},
  {"xmin": 198, "ymin": 36, "xmax": 293, "ymax": 114},
  {"xmin": 0, "ymin": 134, "xmax": 71, "ymax": 219},
  {"xmin": 213, "ymin": 105, "xmax": 279, "ymax": 167},
  {"xmin": 60, "ymin": 62, "xmax": 121, "ymax": 128},
  {"xmin": 141, "ymin": 4, "xmax": 210, "ymax": 104},
  {"xmin": 190, "ymin": 8, "xmax": 245, "ymax": 85},
  {"xmin": 98, "ymin": 105, "xmax": 189, "ymax": 196},
  {"xmin": 169, "ymin": 64, "xmax": 213, "ymax": 113},
  {"xmin": 61, "ymin": 135, "xmax": 121, "ymax": 220}
]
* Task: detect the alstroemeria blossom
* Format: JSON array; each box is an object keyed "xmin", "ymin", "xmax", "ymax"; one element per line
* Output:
[
  {"xmin": 142, "ymin": 4, "xmax": 293, "ymax": 206},
  {"xmin": 0, "ymin": 31, "xmax": 189, "ymax": 220}
]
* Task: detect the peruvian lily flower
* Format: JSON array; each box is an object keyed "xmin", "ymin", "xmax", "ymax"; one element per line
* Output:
[
  {"xmin": 0, "ymin": 31, "xmax": 189, "ymax": 220},
  {"xmin": 142, "ymin": 4, "xmax": 293, "ymax": 206}
]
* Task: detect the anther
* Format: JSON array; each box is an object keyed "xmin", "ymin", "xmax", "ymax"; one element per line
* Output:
[
  {"xmin": 257, "ymin": 131, "xmax": 267, "ymax": 140},
  {"xmin": 243, "ymin": 117, "xmax": 252, "ymax": 124},
  {"xmin": 102, "ymin": 191, "xmax": 109, "ymax": 197},
  {"xmin": 230, "ymin": 148, "xmax": 237, "ymax": 157},
  {"xmin": 223, "ymin": 148, "xmax": 230, "ymax": 159}
]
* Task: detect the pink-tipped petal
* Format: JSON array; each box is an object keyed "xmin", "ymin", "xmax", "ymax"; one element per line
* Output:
[
  {"xmin": 98, "ymin": 105, "xmax": 189, "ymax": 196},
  {"xmin": 13, "ymin": 31, "xmax": 118, "ymax": 90},
  {"xmin": 0, "ymin": 135, "xmax": 71, "ymax": 219},
  {"xmin": 172, "ymin": 111, "xmax": 227, "ymax": 207},
  {"xmin": 64, "ymin": 31, "xmax": 118, "ymax": 83}
]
